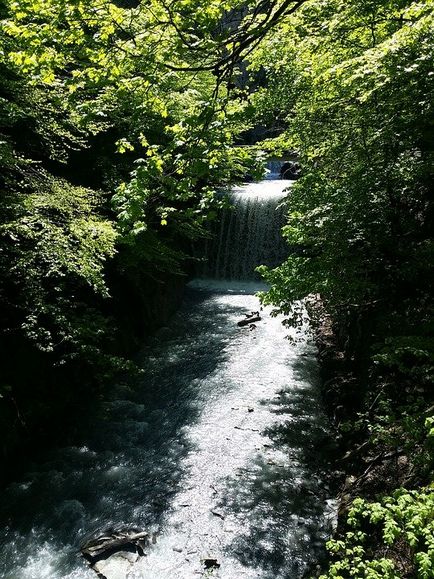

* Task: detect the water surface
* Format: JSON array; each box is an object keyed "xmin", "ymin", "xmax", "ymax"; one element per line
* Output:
[{"xmin": 0, "ymin": 283, "xmax": 335, "ymax": 579}]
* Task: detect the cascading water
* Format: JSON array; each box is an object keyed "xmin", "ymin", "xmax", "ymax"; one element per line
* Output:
[
  {"xmin": 264, "ymin": 159, "xmax": 283, "ymax": 179},
  {"xmin": 199, "ymin": 180, "xmax": 290, "ymax": 281},
  {"xmin": 0, "ymin": 175, "xmax": 337, "ymax": 579}
]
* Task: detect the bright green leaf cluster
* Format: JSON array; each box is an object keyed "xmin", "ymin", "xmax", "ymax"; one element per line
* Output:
[{"xmin": 321, "ymin": 488, "xmax": 434, "ymax": 579}]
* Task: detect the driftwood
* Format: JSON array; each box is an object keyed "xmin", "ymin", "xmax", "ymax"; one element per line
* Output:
[
  {"xmin": 81, "ymin": 530, "xmax": 151, "ymax": 565},
  {"xmin": 237, "ymin": 315, "xmax": 261, "ymax": 327}
]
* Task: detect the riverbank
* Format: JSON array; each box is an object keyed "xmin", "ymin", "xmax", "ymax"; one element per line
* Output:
[
  {"xmin": 0, "ymin": 271, "xmax": 186, "ymax": 489},
  {"xmin": 308, "ymin": 297, "xmax": 434, "ymax": 577}
]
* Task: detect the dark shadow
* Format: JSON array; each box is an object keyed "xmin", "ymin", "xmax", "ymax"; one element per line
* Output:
[
  {"xmin": 0, "ymin": 287, "xmax": 249, "ymax": 577},
  {"xmin": 216, "ymin": 354, "xmax": 337, "ymax": 579}
]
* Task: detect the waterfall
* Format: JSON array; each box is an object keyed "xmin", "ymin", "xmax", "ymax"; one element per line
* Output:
[
  {"xmin": 265, "ymin": 158, "xmax": 283, "ymax": 179},
  {"xmin": 199, "ymin": 179, "xmax": 291, "ymax": 281}
]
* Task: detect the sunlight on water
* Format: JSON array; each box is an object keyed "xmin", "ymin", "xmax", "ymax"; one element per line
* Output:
[
  {"xmin": 0, "ymin": 288, "xmax": 336, "ymax": 579},
  {"xmin": 232, "ymin": 179, "xmax": 293, "ymax": 199}
]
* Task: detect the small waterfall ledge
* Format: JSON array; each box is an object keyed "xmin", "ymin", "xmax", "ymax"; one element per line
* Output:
[{"xmin": 199, "ymin": 179, "xmax": 292, "ymax": 281}]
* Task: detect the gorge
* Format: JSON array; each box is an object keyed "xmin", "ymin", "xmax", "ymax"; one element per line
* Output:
[{"xmin": 0, "ymin": 177, "xmax": 337, "ymax": 579}]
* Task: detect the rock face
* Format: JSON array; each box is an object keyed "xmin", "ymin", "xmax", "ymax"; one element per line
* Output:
[
  {"xmin": 82, "ymin": 530, "xmax": 154, "ymax": 578},
  {"xmin": 280, "ymin": 160, "xmax": 301, "ymax": 180}
]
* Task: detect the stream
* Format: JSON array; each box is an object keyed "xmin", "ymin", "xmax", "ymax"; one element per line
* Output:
[{"xmin": 0, "ymin": 179, "xmax": 336, "ymax": 579}]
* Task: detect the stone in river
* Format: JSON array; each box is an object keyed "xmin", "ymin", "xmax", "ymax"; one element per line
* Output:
[
  {"xmin": 93, "ymin": 551, "xmax": 139, "ymax": 579},
  {"xmin": 82, "ymin": 530, "xmax": 151, "ymax": 564},
  {"xmin": 203, "ymin": 557, "xmax": 220, "ymax": 569}
]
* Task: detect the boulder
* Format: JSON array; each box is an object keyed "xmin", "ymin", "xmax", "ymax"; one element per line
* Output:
[
  {"xmin": 93, "ymin": 551, "xmax": 139, "ymax": 579},
  {"xmin": 82, "ymin": 530, "xmax": 151, "ymax": 563},
  {"xmin": 82, "ymin": 530, "xmax": 154, "ymax": 577},
  {"xmin": 280, "ymin": 161, "xmax": 301, "ymax": 180}
]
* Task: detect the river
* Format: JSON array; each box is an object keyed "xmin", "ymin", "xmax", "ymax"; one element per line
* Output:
[{"xmin": 0, "ymin": 179, "xmax": 336, "ymax": 579}]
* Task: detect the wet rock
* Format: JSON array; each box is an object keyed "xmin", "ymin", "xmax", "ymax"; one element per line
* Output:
[
  {"xmin": 280, "ymin": 160, "xmax": 301, "ymax": 180},
  {"xmin": 82, "ymin": 530, "xmax": 151, "ymax": 563},
  {"xmin": 246, "ymin": 310, "xmax": 259, "ymax": 317},
  {"xmin": 203, "ymin": 557, "xmax": 220, "ymax": 569},
  {"xmin": 82, "ymin": 530, "xmax": 153, "ymax": 576},
  {"xmin": 93, "ymin": 551, "xmax": 139, "ymax": 579},
  {"xmin": 237, "ymin": 314, "xmax": 261, "ymax": 327}
]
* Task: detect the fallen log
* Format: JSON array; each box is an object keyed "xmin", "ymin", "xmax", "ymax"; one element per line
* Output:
[{"xmin": 237, "ymin": 315, "xmax": 261, "ymax": 327}]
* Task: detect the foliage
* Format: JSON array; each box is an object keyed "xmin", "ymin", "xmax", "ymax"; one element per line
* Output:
[
  {"xmin": 0, "ymin": 0, "xmax": 299, "ymax": 462},
  {"xmin": 374, "ymin": 336, "xmax": 434, "ymax": 387},
  {"xmin": 2, "ymin": 0, "xmax": 269, "ymax": 260},
  {"xmin": 254, "ymin": 0, "xmax": 434, "ymax": 323},
  {"xmin": 321, "ymin": 487, "xmax": 434, "ymax": 579},
  {"xmin": 245, "ymin": 1, "xmax": 434, "ymax": 575},
  {"xmin": 1, "ymin": 173, "xmax": 117, "ymax": 356},
  {"xmin": 1, "ymin": 4, "xmax": 433, "ymax": 577}
]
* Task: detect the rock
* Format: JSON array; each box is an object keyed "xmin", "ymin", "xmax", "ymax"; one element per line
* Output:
[
  {"xmin": 82, "ymin": 530, "xmax": 152, "ymax": 568},
  {"xmin": 343, "ymin": 475, "xmax": 357, "ymax": 490},
  {"xmin": 203, "ymin": 558, "xmax": 220, "ymax": 569},
  {"xmin": 211, "ymin": 509, "xmax": 225, "ymax": 519},
  {"xmin": 93, "ymin": 551, "xmax": 139, "ymax": 579},
  {"xmin": 280, "ymin": 160, "xmax": 301, "ymax": 180},
  {"xmin": 245, "ymin": 310, "xmax": 259, "ymax": 317}
]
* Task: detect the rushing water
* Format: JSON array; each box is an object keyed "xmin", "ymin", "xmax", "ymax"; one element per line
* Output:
[
  {"xmin": 0, "ymin": 180, "xmax": 336, "ymax": 579},
  {"xmin": 199, "ymin": 180, "xmax": 290, "ymax": 280}
]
